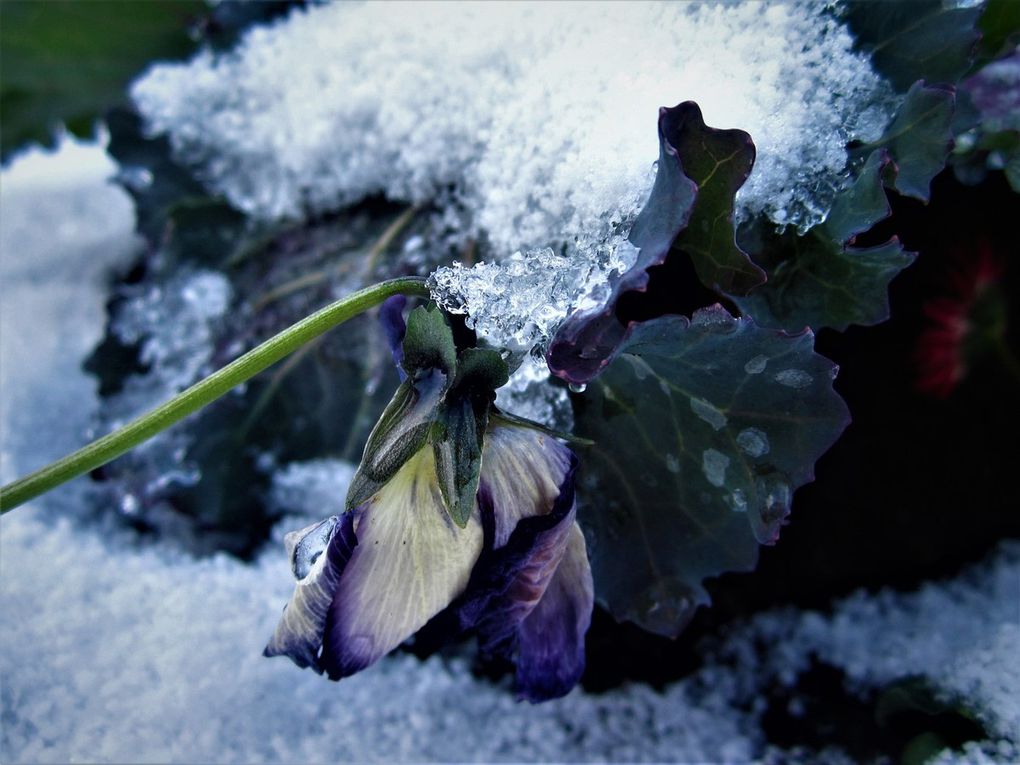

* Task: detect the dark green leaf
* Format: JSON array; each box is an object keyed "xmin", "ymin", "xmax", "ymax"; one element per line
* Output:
[
  {"xmin": 824, "ymin": 150, "xmax": 894, "ymax": 246},
  {"xmin": 402, "ymin": 305, "xmax": 457, "ymax": 378},
  {"xmin": 0, "ymin": 1, "xmax": 204, "ymax": 160},
  {"xmin": 667, "ymin": 103, "xmax": 764, "ymax": 294},
  {"xmin": 346, "ymin": 368, "xmax": 447, "ymax": 511},
  {"xmin": 843, "ymin": 0, "xmax": 981, "ymax": 92},
  {"xmin": 732, "ymin": 147, "xmax": 914, "ymax": 333},
  {"xmin": 860, "ymin": 81, "xmax": 956, "ymax": 202},
  {"xmin": 733, "ymin": 223, "xmax": 915, "ymax": 333},
  {"xmin": 574, "ymin": 307, "xmax": 848, "ymax": 636},
  {"xmin": 976, "ymin": 0, "xmax": 1020, "ymax": 63}
]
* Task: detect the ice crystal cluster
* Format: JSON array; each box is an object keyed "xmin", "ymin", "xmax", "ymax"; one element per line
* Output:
[{"xmin": 132, "ymin": 1, "xmax": 895, "ymax": 351}]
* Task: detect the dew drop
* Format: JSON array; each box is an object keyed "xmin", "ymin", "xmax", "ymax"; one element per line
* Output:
[
  {"xmin": 665, "ymin": 453, "xmax": 680, "ymax": 474},
  {"xmin": 568, "ymin": 382, "xmax": 587, "ymax": 393}
]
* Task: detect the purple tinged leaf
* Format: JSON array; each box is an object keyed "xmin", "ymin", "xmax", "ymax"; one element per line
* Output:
[
  {"xmin": 843, "ymin": 0, "xmax": 982, "ymax": 93},
  {"xmin": 823, "ymin": 149, "xmax": 896, "ymax": 247},
  {"xmin": 547, "ymin": 102, "xmax": 762, "ymax": 385},
  {"xmin": 665, "ymin": 103, "xmax": 763, "ymax": 294}
]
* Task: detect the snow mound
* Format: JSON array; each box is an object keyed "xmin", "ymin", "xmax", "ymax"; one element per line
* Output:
[{"xmin": 132, "ymin": 1, "xmax": 894, "ymax": 246}]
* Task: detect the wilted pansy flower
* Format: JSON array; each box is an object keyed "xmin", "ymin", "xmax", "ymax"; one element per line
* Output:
[{"xmin": 265, "ymin": 302, "xmax": 594, "ymax": 701}]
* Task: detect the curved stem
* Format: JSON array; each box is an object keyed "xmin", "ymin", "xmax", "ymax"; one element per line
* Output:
[{"xmin": 0, "ymin": 276, "xmax": 430, "ymax": 514}]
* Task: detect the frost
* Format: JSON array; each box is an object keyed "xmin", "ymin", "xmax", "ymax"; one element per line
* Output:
[
  {"xmin": 745, "ymin": 354, "xmax": 769, "ymax": 374},
  {"xmin": 737, "ymin": 427, "xmax": 770, "ymax": 458},
  {"xmin": 133, "ymin": 1, "xmax": 896, "ymax": 349},
  {"xmin": 691, "ymin": 396, "xmax": 728, "ymax": 431},
  {"xmin": 775, "ymin": 369, "xmax": 814, "ymax": 389},
  {"xmin": 702, "ymin": 448, "xmax": 731, "ymax": 488},
  {"xmin": 111, "ymin": 271, "xmax": 233, "ymax": 413}
]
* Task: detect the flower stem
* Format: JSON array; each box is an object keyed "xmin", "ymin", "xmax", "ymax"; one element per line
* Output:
[{"xmin": 0, "ymin": 276, "xmax": 431, "ymax": 514}]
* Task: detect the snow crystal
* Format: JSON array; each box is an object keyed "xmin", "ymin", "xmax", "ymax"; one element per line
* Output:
[
  {"xmin": 133, "ymin": 1, "xmax": 895, "ymax": 350},
  {"xmin": 737, "ymin": 428, "xmax": 770, "ymax": 458}
]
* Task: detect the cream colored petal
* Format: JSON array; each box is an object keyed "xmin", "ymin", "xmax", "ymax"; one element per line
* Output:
[
  {"xmin": 479, "ymin": 422, "xmax": 574, "ymax": 548},
  {"xmin": 320, "ymin": 447, "xmax": 484, "ymax": 678}
]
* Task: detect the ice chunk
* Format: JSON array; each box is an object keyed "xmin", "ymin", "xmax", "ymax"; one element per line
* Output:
[{"xmin": 428, "ymin": 241, "xmax": 634, "ymax": 352}]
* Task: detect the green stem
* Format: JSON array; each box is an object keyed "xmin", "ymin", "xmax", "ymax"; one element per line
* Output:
[{"xmin": 0, "ymin": 276, "xmax": 430, "ymax": 514}]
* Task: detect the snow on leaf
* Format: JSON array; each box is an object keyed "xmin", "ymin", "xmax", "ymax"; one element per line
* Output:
[{"xmin": 573, "ymin": 307, "xmax": 849, "ymax": 637}]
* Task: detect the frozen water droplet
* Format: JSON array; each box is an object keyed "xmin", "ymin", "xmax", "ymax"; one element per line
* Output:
[
  {"xmin": 690, "ymin": 397, "xmax": 727, "ymax": 431},
  {"xmin": 701, "ymin": 449, "xmax": 730, "ymax": 488},
  {"xmin": 728, "ymin": 489, "xmax": 747, "ymax": 513},
  {"xmin": 775, "ymin": 369, "xmax": 813, "ymax": 389},
  {"xmin": 744, "ymin": 355, "xmax": 768, "ymax": 374},
  {"xmin": 736, "ymin": 428, "xmax": 770, "ymax": 458},
  {"xmin": 665, "ymin": 453, "xmax": 680, "ymax": 474},
  {"xmin": 568, "ymin": 382, "xmax": 587, "ymax": 394}
]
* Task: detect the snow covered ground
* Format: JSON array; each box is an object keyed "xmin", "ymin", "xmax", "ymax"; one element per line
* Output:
[{"xmin": 1, "ymin": 134, "xmax": 1018, "ymax": 764}]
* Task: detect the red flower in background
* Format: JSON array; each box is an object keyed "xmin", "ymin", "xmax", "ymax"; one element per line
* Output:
[{"xmin": 916, "ymin": 244, "xmax": 1008, "ymax": 397}]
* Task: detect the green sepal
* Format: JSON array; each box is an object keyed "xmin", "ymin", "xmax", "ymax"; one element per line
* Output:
[
  {"xmin": 452, "ymin": 347, "xmax": 510, "ymax": 391},
  {"xmin": 432, "ymin": 395, "xmax": 487, "ymax": 529},
  {"xmin": 431, "ymin": 348, "xmax": 507, "ymax": 528},
  {"xmin": 401, "ymin": 305, "xmax": 457, "ymax": 378},
  {"xmin": 345, "ymin": 367, "xmax": 448, "ymax": 510}
]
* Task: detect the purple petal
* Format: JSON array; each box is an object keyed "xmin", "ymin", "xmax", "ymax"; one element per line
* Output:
[
  {"xmin": 320, "ymin": 447, "xmax": 484, "ymax": 680},
  {"xmin": 447, "ymin": 423, "xmax": 593, "ymax": 700},
  {"xmin": 378, "ymin": 294, "xmax": 407, "ymax": 379},
  {"xmin": 516, "ymin": 522, "xmax": 593, "ymax": 702},
  {"xmin": 263, "ymin": 514, "xmax": 358, "ymax": 673}
]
